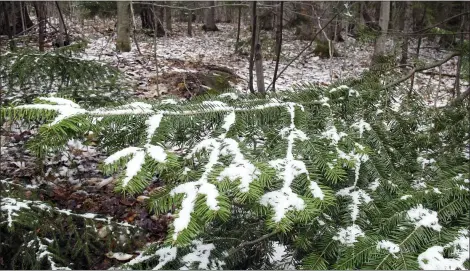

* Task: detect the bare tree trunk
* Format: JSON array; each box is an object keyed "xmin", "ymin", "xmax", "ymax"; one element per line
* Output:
[
  {"xmin": 34, "ymin": 1, "xmax": 46, "ymax": 52},
  {"xmin": 203, "ymin": 1, "xmax": 218, "ymax": 31},
  {"xmin": 259, "ymin": 1, "xmax": 274, "ymax": 31},
  {"xmin": 20, "ymin": 1, "xmax": 26, "ymax": 33},
  {"xmin": 371, "ymin": 1, "xmax": 390, "ymax": 66},
  {"xmin": 255, "ymin": 18, "xmax": 265, "ymax": 94},
  {"xmin": 187, "ymin": 9, "xmax": 192, "ymax": 37},
  {"xmin": 164, "ymin": 1, "xmax": 172, "ymax": 32},
  {"xmin": 116, "ymin": 1, "xmax": 131, "ymax": 52},
  {"xmin": 235, "ymin": 6, "xmax": 241, "ymax": 53},
  {"xmin": 272, "ymin": 1, "xmax": 283, "ymax": 92},
  {"xmin": 130, "ymin": 1, "xmax": 142, "ymax": 55},
  {"xmin": 11, "ymin": 2, "xmax": 17, "ymax": 38},
  {"xmin": 140, "ymin": 2, "xmax": 165, "ymax": 36},
  {"xmin": 454, "ymin": 9, "xmax": 466, "ymax": 97},
  {"xmin": 410, "ymin": 6, "xmax": 427, "ymax": 93},
  {"xmin": 248, "ymin": 1, "xmax": 257, "ymax": 94},
  {"xmin": 400, "ymin": 1, "xmax": 412, "ymax": 65},
  {"xmin": 55, "ymin": 1, "xmax": 69, "ymax": 47},
  {"xmin": 2, "ymin": 2, "xmax": 15, "ymax": 50}
]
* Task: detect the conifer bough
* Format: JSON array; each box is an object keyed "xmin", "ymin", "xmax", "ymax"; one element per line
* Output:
[{"xmin": 2, "ymin": 82, "xmax": 469, "ymax": 270}]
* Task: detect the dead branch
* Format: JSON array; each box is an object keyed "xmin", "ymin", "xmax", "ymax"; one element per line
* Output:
[
  {"xmin": 265, "ymin": 7, "xmax": 344, "ymax": 92},
  {"xmin": 383, "ymin": 52, "xmax": 460, "ymax": 90}
]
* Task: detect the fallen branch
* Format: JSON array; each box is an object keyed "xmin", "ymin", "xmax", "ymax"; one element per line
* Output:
[
  {"xmin": 383, "ymin": 52, "xmax": 460, "ymax": 90},
  {"xmin": 419, "ymin": 71, "xmax": 457, "ymax": 78}
]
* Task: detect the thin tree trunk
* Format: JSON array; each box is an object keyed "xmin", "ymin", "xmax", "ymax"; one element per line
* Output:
[
  {"xmin": 187, "ymin": 10, "xmax": 192, "ymax": 37},
  {"xmin": 454, "ymin": 19, "xmax": 465, "ymax": 97},
  {"xmin": 55, "ymin": 1, "xmax": 68, "ymax": 46},
  {"xmin": 11, "ymin": 2, "xmax": 17, "ymax": 38},
  {"xmin": 165, "ymin": 1, "xmax": 172, "ymax": 32},
  {"xmin": 272, "ymin": 1, "xmax": 283, "ymax": 92},
  {"xmin": 20, "ymin": 1, "xmax": 26, "ymax": 33},
  {"xmin": 130, "ymin": 1, "xmax": 142, "ymax": 55},
  {"xmin": 371, "ymin": 1, "xmax": 390, "ymax": 66},
  {"xmin": 140, "ymin": 2, "xmax": 164, "ymax": 36},
  {"xmin": 400, "ymin": 1, "xmax": 412, "ymax": 65},
  {"xmin": 116, "ymin": 1, "xmax": 131, "ymax": 52},
  {"xmin": 255, "ymin": 18, "xmax": 265, "ymax": 94},
  {"xmin": 34, "ymin": 1, "xmax": 46, "ymax": 52},
  {"xmin": 248, "ymin": 1, "xmax": 257, "ymax": 94},
  {"xmin": 235, "ymin": 6, "xmax": 241, "ymax": 53},
  {"xmin": 410, "ymin": 6, "xmax": 427, "ymax": 93},
  {"xmin": 152, "ymin": 5, "xmax": 160, "ymax": 97},
  {"xmin": 3, "ymin": 2, "xmax": 15, "ymax": 50}
]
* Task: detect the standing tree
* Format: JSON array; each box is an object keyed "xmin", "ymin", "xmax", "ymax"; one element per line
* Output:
[
  {"xmin": 272, "ymin": 1, "xmax": 284, "ymax": 92},
  {"xmin": 203, "ymin": 1, "xmax": 219, "ymax": 31},
  {"xmin": 0, "ymin": 1, "xmax": 33, "ymax": 36},
  {"xmin": 164, "ymin": 1, "xmax": 172, "ymax": 32},
  {"xmin": 116, "ymin": 1, "xmax": 131, "ymax": 52},
  {"xmin": 248, "ymin": 1, "xmax": 257, "ymax": 93},
  {"xmin": 254, "ymin": 15, "xmax": 265, "ymax": 94},
  {"xmin": 140, "ymin": 2, "xmax": 165, "ymax": 37},
  {"xmin": 371, "ymin": 1, "xmax": 391, "ymax": 65},
  {"xmin": 235, "ymin": 5, "xmax": 242, "ymax": 53},
  {"xmin": 33, "ymin": 1, "xmax": 46, "ymax": 52},
  {"xmin": 55, "ymin": 1, "xmax": 70, "ymax": 47},
  {"xmin": 400, "ymin": 1, "xmax": 412, "ymax": 65}
]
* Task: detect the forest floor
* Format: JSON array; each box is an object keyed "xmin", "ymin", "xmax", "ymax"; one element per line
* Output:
[
  {"xmin": 0, "ymin": 19, "xmax": 467, "ymax": 269},
  {"xmin": 75, "ymin": 21, "xmax": 465, "ymax": 103}
]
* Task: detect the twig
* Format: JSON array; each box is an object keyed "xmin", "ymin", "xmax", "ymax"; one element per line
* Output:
[
  {"xmin": 265, "ymin": 10, "xmax": 342, "ymax": 92},
  {"xmin": 227, "ymin": 231, "xmax": 278, "ymax": 257},
  {"xmin": 130, "ymin": 1, "xmax": 142, "ymax": 56},
  {"xmin": 383, "ymin": 52, "xmax": 460, "ymax": 90}
]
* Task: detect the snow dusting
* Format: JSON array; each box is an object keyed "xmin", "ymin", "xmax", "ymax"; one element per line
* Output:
[
  {"xmin": 406, "ymin": 205, "xmax": 442, "ymax": 232},
  {"xmin": 418, "ymin": 229, "xmax": 469, "ymax": 270},
  {"xmin": 333, "ymin": 225, "xmax": 365, "ymax": 246}
]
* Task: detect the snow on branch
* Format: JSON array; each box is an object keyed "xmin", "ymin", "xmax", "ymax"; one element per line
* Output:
[
  {"xmin": 260, "ymin": 103, "xmax": 324, "ymax": 222},
  {"xmin": 418, "ymin": 229, "xmax": 469, "ymax": 270},
  {"xmin": 123, "ymin": 239, "xmax": 224, "ymax": 270},
  {"xmin": 8, "ymin": 96, "xmax": 327, "ymax": 241},
  {"xmin": 0, "ymin": 196, "xmax": 136, "ymax": 229}
]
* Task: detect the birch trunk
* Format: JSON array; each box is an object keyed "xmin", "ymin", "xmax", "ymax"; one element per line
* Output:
[{"xmin": 371, "ymin": 1, "xmax": 390, "ymax": 65}]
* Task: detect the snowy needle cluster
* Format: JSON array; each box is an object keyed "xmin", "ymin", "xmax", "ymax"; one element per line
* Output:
[{"xmin": 1, "ymin": 80, "xmax": 469, "ymax": 269}]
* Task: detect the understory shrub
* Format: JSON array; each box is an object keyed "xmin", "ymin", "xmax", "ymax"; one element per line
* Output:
[{"xmin": 1, "ymin": 79, "xmax": 469, "ymax": 269}]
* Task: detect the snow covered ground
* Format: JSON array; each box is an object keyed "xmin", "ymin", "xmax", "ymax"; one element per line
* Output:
[{"xmin": 74, "ymin": 21, "xmax": 466, "ymax": 104}]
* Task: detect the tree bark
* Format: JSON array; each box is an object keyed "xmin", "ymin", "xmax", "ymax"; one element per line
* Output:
[
  {"xmin": 255, "ymin": 19, "xmax": 265, "ymax": 94},
  {"xmin": 400, "ymin": 1, "xmax": 412, "ymax": 65},
  {"xmin": 272, "ymin": 1, "xmax": 283, "ymax": 92},
  {"xmin": 55, "ymin": 1, "xmax": 69, "ymax": 47},
  {"xmin": 1, "ymin": 2, "xmax": 15, "ymax": 50},
  {"xmin": 248, "ymin": 1, "xmax": 257, "ymax": 94},
  {"xmin": 140, "ymin": 2, "xmax": 165, "ymax": 37},
  {"xmin": 235, "ymin": 6, "xmax": 241, "ymax": 53},
  {"xmin": 164, "ymin": 1, "xmax": 172, "ymax": 32},
  {"xmin": 187, "ymin": 9, "xmax": 192, "ymax": 37},
  {"xmin": 203, "ymin": 1, "xmax": 218, "ymax": 31},
  {"xmin": 371, "ymin": 1, "xmax": 391, "ymax": 66},
  {"xmin": 34, "ymin": 1, "xmax": 46, "ymax": 52},
  {"xmin": 116, "ymin": 1, "xmax": 131, "ymax": 52},
  {"xmin": 259, "ymin": 1, "xmax": 274, "ymax": 31},
  {"xmin": 0, "ymin": 1, "xmax": 33, "ymax": 35}
]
